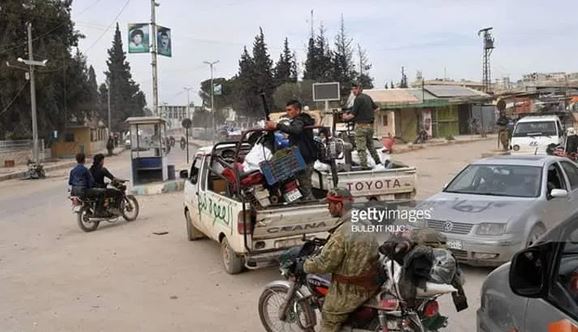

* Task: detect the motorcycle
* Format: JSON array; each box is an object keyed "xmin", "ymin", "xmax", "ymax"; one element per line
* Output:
[
  {"xmin": 258, "ymin": 238, "xmax": 458, "ymax": 332},
  {"xmin": 69, "ymin": 179, "xmax": 140, "ymax": 232}
]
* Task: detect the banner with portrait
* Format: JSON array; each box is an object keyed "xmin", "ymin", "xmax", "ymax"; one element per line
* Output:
[
  {"xmin": 157, "ymin": 26, "xmax": 172, "ymax": 57},
  {"xmin": 422, "ymin": 109, "xmax": 432, "ymax": 138},
  {"xmin": 128, "ymin": 23, "xmax": 150, "ymax": 53}
]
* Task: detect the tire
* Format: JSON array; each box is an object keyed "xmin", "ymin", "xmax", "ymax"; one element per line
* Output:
[
  {"xmin": 220, "ymin": 237, "xmax": 244, "ymax": 274},
  {"xmin": 258, "ymin": 285, "xmax": 315, "ymax": 332},
  {"xmin": 77, "ymin": 206, "xmax": 100, "ymax": 232},
  {"xmin": 185, "ymin": 209, "xmax": 204, "ymax": 241},
  {"xmin": 526, "ymin": 224, "xmax": 546, "ymax": 247},
  {"xmin": 121, "ymin": 195, "xmax": 139, "ymax": 221}
]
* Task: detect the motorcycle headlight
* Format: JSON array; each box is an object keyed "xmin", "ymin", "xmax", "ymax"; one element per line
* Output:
[{"xmin": 476, "ymin": 223, "xmax": 506, "ymax": 236}]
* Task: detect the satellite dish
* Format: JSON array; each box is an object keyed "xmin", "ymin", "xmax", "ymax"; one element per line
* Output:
[{"xmin": 181, "ymin": 118, "xmax": 192, "ymax": 129}]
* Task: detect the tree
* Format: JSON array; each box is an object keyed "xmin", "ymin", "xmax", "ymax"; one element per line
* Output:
[
  {"xmin": 331, "ymin": 15, "xmax": 358, "ymax": 99},
  {"xmin": 356, "ymin": 44, "xmax": 374, "ymax": 89},
  {"xmin": 0, "ymin": 0, "xmax": 91, "ymax": 140},
  {"xmin": 303, "ymin": 25, "xmax": 333, "ymax": 82},
  {"xmin": 272, "ymin": 80, "xmax": 314, "ymax": 110},
  {"xmin": 274, "ymin": 38, "xmax": 297, "ymax": 86},
  {"xmin": 104, "ymin": 23, "xmax": 146, "ymax": 131},
  {"xmin": 251, "ymin": 27, "xmax": 275, "ymax": 112}
]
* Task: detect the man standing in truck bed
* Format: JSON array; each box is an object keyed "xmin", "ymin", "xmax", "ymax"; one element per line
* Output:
[
  {"xmin": 342, "ymin": 82, "xmax": 382, "ymax": 170},
  {"xmin": 266, "ymin": 100, "xmax": 317, "ymax": 200}
]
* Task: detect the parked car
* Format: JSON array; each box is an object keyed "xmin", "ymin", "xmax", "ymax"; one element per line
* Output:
[
  {"xmin": 417, "ymin": 155, "xmax": 578, "ymax": 266},
  {"xmin": 477, "ymin": 212, "xmax": 578, "ymax": 332}
]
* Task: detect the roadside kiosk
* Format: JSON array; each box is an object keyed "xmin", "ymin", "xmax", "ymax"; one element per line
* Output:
[{"xmin": 125, "ymin": 116, "xmax": 168, "ymax": 185}]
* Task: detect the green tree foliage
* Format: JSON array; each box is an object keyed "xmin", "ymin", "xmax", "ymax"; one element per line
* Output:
[
  {"xmin": 331, "ymin": 15, "xmax": 358, "ymax": 98},
  {"xmin": 104, "ymin": 24, "xmax": 146, "ymax": 132},
  {"xmin": 0, "ymin": 0, "xmax": 93, "ymax": 140},
  {"xmin": 356, "ymin": 44, "xmax": 374, "ymax": 89},
  {"xmin": 273, "ymin": 38, "xmax": 297, "ymax": 86},
  {"xmin": 272, "ymin": 80, "xmax": 314, "ymax": 110},
  {"xmin": 303, "ymin": 25, "xmax": 333, "ymax": 82}
]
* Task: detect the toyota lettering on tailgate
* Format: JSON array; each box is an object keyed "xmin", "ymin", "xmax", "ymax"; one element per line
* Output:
[{"xmin": 346, "ymin": 179, "xmax": 402, "ymax": 192}]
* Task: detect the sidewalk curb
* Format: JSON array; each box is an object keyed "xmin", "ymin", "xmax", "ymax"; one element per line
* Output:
[
  {"xmin": 0, "ymin": 147, "xmax": 127, "ymax": 182},
  {"xmin": 392, "ymin": 136, "xmax": 495, "ymax": 154},
  {"xmin": 130, "ymin": 179, "xmax": 185, "ymax": 196}
]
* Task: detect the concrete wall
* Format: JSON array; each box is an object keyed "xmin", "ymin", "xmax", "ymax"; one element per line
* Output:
[{"xmin": 0, "ymin": 147, "xmax": 48, "ymax": 167}]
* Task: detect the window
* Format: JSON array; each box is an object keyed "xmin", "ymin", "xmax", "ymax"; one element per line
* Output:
[
  {"xmin": 550, "ymin": 225, "xmax": 578, "ymax": 320},
  {"xmin": 382, "ymin": 115, "xmax": 388, "ymax": 126},
  {"xmin": 557, "ymin": 121, "xmax": 564, "ymax": 137},
  {"xmin": 64, "ymin": 132, "xmax": 75, "ymax": 142},
  {"xmin": 189, "ymin": 156, "xmax": 201, "ymax": 185},
  {"xmin": 513, "ymin": 121, "xmax": 557, "ymax": 137},
  {"xmin": 547, "ymin": 163, "xmax": 567, "ymax": 194},
  {"xmin": 561, "ymin": 161, "xmax": 578, "ymax": 190}
]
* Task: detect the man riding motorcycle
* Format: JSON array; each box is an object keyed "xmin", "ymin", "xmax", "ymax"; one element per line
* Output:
[
  {"xmin": 89, "ymin": 153, "xmax": 122, "ymax": 214},
  {"xmin": 299, "ymin": 188, "xmax": 381, "ymax": 332},
  {"xmin": 68, "ymin": 153, "xmax": 105, "ymax": 216}
]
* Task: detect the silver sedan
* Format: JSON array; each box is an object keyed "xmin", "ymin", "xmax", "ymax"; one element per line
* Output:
[{"xmin": 417, "ymin": 155, "xmax": 578, "ymax": 266}]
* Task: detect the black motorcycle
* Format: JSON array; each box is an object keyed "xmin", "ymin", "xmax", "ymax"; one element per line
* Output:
[{"xmin": 69, "ymin": 179, "xmax": 140, "ymax": 232}]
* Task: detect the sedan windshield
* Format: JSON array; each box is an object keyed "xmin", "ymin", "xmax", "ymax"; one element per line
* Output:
[
  {"xmin": 445, "ymin": 164, "xmax": 542, "ymax": 197},
  {"xmin": 513, "ymin": 121, "xmax": 557, "ymax": 137}
]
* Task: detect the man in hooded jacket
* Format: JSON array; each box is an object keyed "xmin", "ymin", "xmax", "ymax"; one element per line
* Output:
[{"xmin": 266, "ymin": 100, "xmax": 317, "ymax": 199}]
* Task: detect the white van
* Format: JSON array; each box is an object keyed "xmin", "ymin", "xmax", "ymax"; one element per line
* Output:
[{"xmin": 510, "ymin": 115, "xmax": 565, "ymax": 155}]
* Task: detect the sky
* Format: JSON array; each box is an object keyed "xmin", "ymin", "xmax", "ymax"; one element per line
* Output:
[{"xmin": 71, "ymin": 0, "xmax": 578, "ymax": 107}]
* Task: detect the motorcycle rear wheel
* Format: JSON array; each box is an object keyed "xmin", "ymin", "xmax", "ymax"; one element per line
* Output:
[
  {"xmin": 258, "ymin": 285, "xmax": 315, "ymax": 332},
  {"xmin": 77, "ymin": 206, "xmax": 100, "ymax": 232},
  {"xmin": 121, "ymin": 195, "xmax": 139, "ymax": 221}
]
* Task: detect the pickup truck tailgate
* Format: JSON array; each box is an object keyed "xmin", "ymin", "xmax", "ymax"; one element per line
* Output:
[
  {"xmin": 313, "ymin": 167, "xmax": 417, "ymax": 198},
  {"xmin": 252, "ymin": 204, "xmax": 339, "ymax": 240}
]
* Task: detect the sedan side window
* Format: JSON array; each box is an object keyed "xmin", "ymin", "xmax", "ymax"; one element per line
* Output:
[
  {"xmin": 547, "ymin": 164, "xmax": 567, "ymax": 193},
  {"xmin": 550, "ymin": 226, "xmax": 578, "ymax": 320},
  {"xmin": 561, "ymin": 161, "xmax": 578, "ymax": 191}
]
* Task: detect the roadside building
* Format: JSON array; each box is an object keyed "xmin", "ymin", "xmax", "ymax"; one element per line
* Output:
[{"xmin": 51, "ymin": 118, "xmax": 109, "ymax": 158}]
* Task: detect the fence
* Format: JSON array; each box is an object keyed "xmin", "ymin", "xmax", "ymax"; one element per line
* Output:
[{"xmin": 0, "ymin": 139, "xmax": 47, "ymax": 166}]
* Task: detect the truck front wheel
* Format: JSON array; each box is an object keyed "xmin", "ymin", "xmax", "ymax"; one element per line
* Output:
[{"xmin": 221, "ymin": 237, "xmax": 244, "ymax": 274}]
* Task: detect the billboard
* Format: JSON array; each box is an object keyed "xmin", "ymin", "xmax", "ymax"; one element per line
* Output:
[
  {"xmin": 313, "ymin": 82, "xmax": 340, "ymax": 101},
  {"xmin": 157, "ymin": 26, "xmax": 172, "ymax": 57},
  {"xmin": 128, "ymin": 23, "xmax": 150, "ymax": 53}
]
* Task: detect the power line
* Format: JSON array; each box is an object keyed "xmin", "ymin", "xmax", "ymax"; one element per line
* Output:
[
  {"xmin": 84, "ymin": 0, "xmax": 131, "ymax": 53},
  {"xmin": 0, "ymin": 81, "xmax": 29, "ymax": 117},
  {"xmin": 0, "ymin": 0, "xmax": 103, "ymax": 55}
]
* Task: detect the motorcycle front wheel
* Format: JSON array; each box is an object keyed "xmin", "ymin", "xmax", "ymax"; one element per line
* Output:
[
  {"xmin": 121, "ymin": 195, "xmax": 140, "ymax": 221},
  {"xmin": 258, "ymin": 285, "xmax": 315, "ymax": 332},
  {"xmin": 77, "ymin": 206, "xmax": 100, "ymax": 232}
]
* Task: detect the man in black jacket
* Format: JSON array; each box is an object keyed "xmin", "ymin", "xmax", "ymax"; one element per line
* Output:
[{"xmin": 266, "ymin": 100, "xmax": 317, "ymax": 200}]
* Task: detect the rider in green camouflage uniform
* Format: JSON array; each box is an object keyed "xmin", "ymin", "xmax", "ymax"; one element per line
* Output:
[{"xmin": 303, "ymin": 188, "xmax": 380, "ymax": 332}]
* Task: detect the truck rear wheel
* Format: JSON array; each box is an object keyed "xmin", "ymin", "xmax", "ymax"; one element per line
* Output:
[{"xmin": 221, "ymin": 237, "xmax": 244, "ymax": 274}]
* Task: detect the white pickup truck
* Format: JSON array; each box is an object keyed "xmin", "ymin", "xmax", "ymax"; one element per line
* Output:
[
  {"xmin": 183, "ymin": 142, "xmax": 340, "ymax": 274},
  {"xmin": 510, "ymin": 115, "xmax": 565, "ymax": 155},
  {"xmin": 182, "ymin": 130, "xmax": 418, "ymax": 274}
]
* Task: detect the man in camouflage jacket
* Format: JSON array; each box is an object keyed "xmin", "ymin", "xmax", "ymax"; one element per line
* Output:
[{"xmin": 303, "ymin": 188, "xmax": 380, "ymax": 332}]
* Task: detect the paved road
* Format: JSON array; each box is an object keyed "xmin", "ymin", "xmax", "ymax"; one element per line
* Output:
[{"xmin": 0, "ymin": 140, "xmax": 497, "ymax": 331}]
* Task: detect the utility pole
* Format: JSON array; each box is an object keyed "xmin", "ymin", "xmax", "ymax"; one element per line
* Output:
[
  {"xmin": 107, "ymin": 79, "xmax": 112, "ymax": 135},
  {"xmin": 478, "ymin": 27, "xmax": 495, "ymax": 94},
  {"xmin": 184, "ymin": 87, "xmax": 193, "ymax": 119},
  {"xmin": 6, "ymin": 23, "xmax": 48, "ymax": 177},
  {"xmin": 204, "ymin": 60, "xmax": 219, "ymax": 143},
  {"xmin": 151, "ymin": 0, "xmax": 160, "ymax": 116}
]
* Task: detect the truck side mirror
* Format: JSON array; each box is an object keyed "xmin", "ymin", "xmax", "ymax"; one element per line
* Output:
[
  {"xmin": 179, "ymin": 170, "xmax": 189, "ymax": 179},
  {"xmin": 509, "ymin": 242, "xmax": 556, "ymax": 298}
]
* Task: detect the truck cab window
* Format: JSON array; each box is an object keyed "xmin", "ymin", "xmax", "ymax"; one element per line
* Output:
[{"xmin": 190, "ymin": 157, "xmax": 201, "ymax": 185}]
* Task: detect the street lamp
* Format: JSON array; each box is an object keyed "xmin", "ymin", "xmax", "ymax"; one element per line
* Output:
[{"xmin": 203, "ymin": 60, "xmax": 219, "ymax": 143}]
